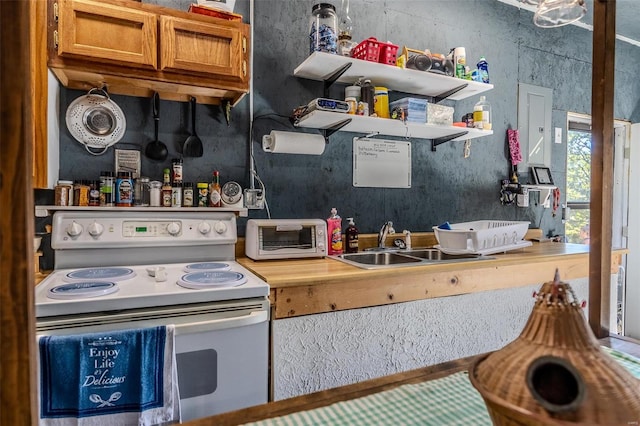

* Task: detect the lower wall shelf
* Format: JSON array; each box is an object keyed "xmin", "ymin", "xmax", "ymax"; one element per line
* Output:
[{"xmin": 294, "ymin": 110, "xmax": 493, "ymax": 147}]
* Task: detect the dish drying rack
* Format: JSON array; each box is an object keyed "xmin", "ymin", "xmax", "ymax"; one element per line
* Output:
[{"xmin": 433, "ymin": 220, "xmax": 532, "ymax": 255}]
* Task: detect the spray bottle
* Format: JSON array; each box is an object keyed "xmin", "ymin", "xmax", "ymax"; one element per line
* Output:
[{"xmin": 327, "ymin": 208, "xmax": 343, "ymax": 255}]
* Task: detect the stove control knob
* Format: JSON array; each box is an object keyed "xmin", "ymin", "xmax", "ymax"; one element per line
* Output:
[
  {"xmin": 87, "ymin": 222, "xmax": 104, "ymax": 238},
  {"xmin": 213, "ymin": 221, "xmax": 227, "ymax": 234},
  {"xmin": 167, "ymin": 222, "xmax": 181, "ymax": 236},
  {"xmin": 66, "ymin": 221, "xmax": 83, "ymax": 238},
  {"xmin": 197, "ymin": 221, "xmax": 212, "ymax": 235}
]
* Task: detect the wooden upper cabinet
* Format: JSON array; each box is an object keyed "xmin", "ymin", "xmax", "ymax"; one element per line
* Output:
[
  {"xmin": 160, "ymin": 16, "xmax": 246, "ymax": 82},
  {"xmin": 57, "ymin": 0, "xmax": 157, "ymax": 68},
  {"xmin": 48, "ymin": 0, "xmax": 250, "ymax": 105}
]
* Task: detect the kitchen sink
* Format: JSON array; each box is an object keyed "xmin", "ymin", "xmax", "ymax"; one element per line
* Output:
[{"xmin": 333, "ymin": 248, "xmax": 493, "ymax": 270}]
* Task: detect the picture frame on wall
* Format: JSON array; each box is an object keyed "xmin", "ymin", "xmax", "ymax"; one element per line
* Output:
[{"xmin": 532, "ymin": 166, "xmax": 554, "ymax": 185}]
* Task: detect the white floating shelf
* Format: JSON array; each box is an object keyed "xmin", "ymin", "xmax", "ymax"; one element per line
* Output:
[
  {"xmin": 35, "ymin": 205, "xmax": 248, "ymax": 217},
  {"xmin": 294, "ymin": 110, "xmax": 493, "ymax": 143},
  {"xmin": 294, "ymin": 52, "xmax": 494, "ymax": 101}
]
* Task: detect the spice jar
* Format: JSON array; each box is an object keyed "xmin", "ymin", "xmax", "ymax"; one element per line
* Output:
[
  {"xmin": 183, "ymin": 182, "xmax": 194, "ymax": 207},
  {"xmin": 197, "ymin": 182, "xmax": 209, "ymax": 207},
  {"xmin": 309, "ymin": 3, "xmax": 338, "ymax": 55},
  {"xmin": 73, "ymin": 181, "xmax": 90, "ymax": 206},
  {"xmin": 149, "ymin": 181, "xmax": 162, "ymax": 207},
  {"xmin": 172, "ymin": 158, "xmax": 183, "ymax": 183},
  {"xmin": 171, "ymin": 182, "xmax": 183, "ymax": 207},
  {"xmin": 115, "ymin": 171, "xmax": 133, "ymax": 207},
  {"xmin": 54, "ymin": 180, "xmax": 74, "ymax": 206}
]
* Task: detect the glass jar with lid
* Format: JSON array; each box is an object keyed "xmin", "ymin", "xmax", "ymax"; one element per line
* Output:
[{"xmin": 309, "ymin": 3, "xmax": 338, "ymax": 55}]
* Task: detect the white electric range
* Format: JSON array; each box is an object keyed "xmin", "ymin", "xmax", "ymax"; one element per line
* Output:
[{"xmin": 35, "ymin": 210, "xmax": 270, "ymax": 422}]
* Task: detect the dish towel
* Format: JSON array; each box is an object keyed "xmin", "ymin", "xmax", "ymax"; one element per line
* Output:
[{"xmin": 39, "ymin": 325, "xmax": 180, "ymax": 426}]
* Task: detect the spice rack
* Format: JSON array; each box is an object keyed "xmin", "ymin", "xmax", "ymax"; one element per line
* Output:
[
  {"xmin": 293, "ymin": 52, "xmax": 494, "ymax": 150},
  {"xmin": 35, "ymin": 206, "xmax": 248, "ymax": 217}
]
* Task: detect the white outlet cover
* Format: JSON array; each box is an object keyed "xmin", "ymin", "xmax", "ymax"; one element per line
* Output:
[{"xmin": 555, "ymin": 127, "xmax": 562, "ymax": 144}]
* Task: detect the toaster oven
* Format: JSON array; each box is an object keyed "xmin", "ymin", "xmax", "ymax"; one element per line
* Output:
[{"xmin": 245, "ymin": 219, "xmax": 327, "ymax": 260}]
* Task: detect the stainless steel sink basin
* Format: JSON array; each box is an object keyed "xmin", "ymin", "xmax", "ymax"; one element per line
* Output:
[
  {"xmin": 337, "ymin": 252, "xmax": 423, "ymax": 267},
  {"xmin": 397, "ymin": 249, "xmax": 481, "ymax": 261},
  {"xmin": 333, "ymin": 248, "xmax": 493, "ymax": 269}
]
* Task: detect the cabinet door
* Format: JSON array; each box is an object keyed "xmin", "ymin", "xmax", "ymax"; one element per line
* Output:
[
  {"xmin": 159, "ymin": 16, "xmax": 247, "ymax": 82},
  {"xmin": 57, "ymin": 0, "xmax": 157, "ymax": 68}
]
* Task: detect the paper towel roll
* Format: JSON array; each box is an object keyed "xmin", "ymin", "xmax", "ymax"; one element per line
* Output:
[{"xmin": 262, "ymin": 131, "xmax": 326, "ymax": 155}]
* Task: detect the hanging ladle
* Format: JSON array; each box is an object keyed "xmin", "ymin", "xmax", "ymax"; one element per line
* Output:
[
  {"xmin": 182, "ymin": 96, "xmax": 204, "ymax": 158},
  {"xmin": 145, "ymin": 92, "xmax": 168, "ymax": 161}
]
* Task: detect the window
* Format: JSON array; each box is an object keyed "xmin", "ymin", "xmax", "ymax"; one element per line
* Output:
[{"xmin": 565, "ymin": 119, "xmax": 591, "ymax": 244}]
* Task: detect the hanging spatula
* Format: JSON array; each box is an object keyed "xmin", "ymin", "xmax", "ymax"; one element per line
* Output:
[{"xmin": 183, "ymin": 97, "xmax": 203, "ymax": 157}]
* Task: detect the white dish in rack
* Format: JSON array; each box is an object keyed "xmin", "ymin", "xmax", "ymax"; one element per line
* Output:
[{"xmin": 435, "ymin": 240, "xmax": 532, "ymax": 256}]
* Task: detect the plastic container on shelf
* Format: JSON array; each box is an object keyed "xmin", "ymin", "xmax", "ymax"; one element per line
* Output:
[
  {"xmin": 361, "ymin": 79, "xmax": 375, "ymax": 117},
  {"xmin": 351, "ymin": 38, "xmax": 398, "ymax": 65}
]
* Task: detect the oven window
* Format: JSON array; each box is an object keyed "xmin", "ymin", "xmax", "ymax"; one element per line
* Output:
[
  {"xmin": 176, "ymin": 349, "xmax": 217, "ymax": 398},
  {"xmin": 261, "ymin": 227, "xmax": 315, "ymax": 250}
]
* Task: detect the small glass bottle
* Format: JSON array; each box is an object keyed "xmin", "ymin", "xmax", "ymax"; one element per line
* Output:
[
  {"xmin": 172, "ymin": 182, "xmax": 183, "ymax": 207},
  {"xmin": 162, "ymin": 168, "xmax": 172, "ymax": 207},
  {"xmin": 88, "ymin": 180, "xmax": 101, "ymax": 206},
  {"xmin": 182, "ymin": 182, "xmax": 194, "ymax": 207},
  {"xmin": 309, "ymin": 3, "xmax": 338, "ymax": 55},
  {"xmin": 172, "ymin": 158, "xmax": 183, "ymax": 183},
  {"xmin": 209, "ymin": 171, "xmax": 222, "ymax": 207}
]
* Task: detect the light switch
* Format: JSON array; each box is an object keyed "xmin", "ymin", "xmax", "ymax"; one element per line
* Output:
[{"xmin": 555, "ymin": 127, "xmax": 562, "ymax": 144}]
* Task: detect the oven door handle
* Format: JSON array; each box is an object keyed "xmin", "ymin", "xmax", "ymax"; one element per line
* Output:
[{"xmin": 174, "ymin": 310, "xmax": 268, "ymax": 335}]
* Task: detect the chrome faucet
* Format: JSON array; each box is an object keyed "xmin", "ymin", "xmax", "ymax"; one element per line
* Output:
[{"xmin": 378, "ymin": 221, "xmax": 395, "ymax": 249}]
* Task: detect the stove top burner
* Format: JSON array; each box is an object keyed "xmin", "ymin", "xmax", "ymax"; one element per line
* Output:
[
  {"xmin": 64, "ymin": 267, "xmax": 136, "ymax": 282},
  {"xmin": 177, "ymin": 271, "xmax": 247, "ymax": 290},
  {"xmin": 183, "ymin": 262, "xmax": 231, "ymax": 272},
  {"xmin": 48, "ymin": 281, "xmax": 119, "ymax": 299}
]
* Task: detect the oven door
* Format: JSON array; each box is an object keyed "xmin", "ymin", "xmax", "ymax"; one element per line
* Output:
[{"xmin": 36, "ymin": 299, "xmax": 269, "ymax": 422}]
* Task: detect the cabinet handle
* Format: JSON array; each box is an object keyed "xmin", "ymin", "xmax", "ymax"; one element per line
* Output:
[
  {"xmin": 243, "ymin": 60, "xmax": 246, "ymax": 77},
  {"xmin": 242, "ymin": 36, "xmax": 247, "ymax": 53},
  {"xmin": 53, "ymin": 2, "xmax": 58, "ymax": 22},
  {"xmin": 53, "ymin": 30, "xmax": 59, "ymax": 48}
]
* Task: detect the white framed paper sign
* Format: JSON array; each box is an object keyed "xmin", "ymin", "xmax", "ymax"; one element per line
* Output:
[{"xmin": 353, "ymin": 138, "xmax": 411, "ymax": 188}]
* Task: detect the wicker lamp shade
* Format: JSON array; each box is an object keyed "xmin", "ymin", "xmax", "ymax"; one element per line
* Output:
[{"xmin": 469, "ymin": 270, "xmax": 640, "ymax": 425}]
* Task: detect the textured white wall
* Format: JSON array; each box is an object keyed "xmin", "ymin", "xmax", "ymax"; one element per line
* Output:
[{"xmin": 272, "ymin": 279, "xmax": 591, "ymax": 400}]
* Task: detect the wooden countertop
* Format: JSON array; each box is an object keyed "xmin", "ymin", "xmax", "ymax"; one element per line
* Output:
[
  {"xmin": 238, "ymin": 242, "xmax": 626, "ymax": 319},
  {"xmin": 186, "ymin": 335, "xmax": 640, "ymax": 426}
]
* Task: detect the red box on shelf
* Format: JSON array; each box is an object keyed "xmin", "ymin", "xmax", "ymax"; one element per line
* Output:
[{"xmin": 351, "ymin": 37, "xmax": 398, "ymax": 65}]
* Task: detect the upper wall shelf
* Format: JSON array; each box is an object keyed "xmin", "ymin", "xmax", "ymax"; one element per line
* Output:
[{"xmin": 293, "ymin": 52, "xmax": 493, "ymax": 101}]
